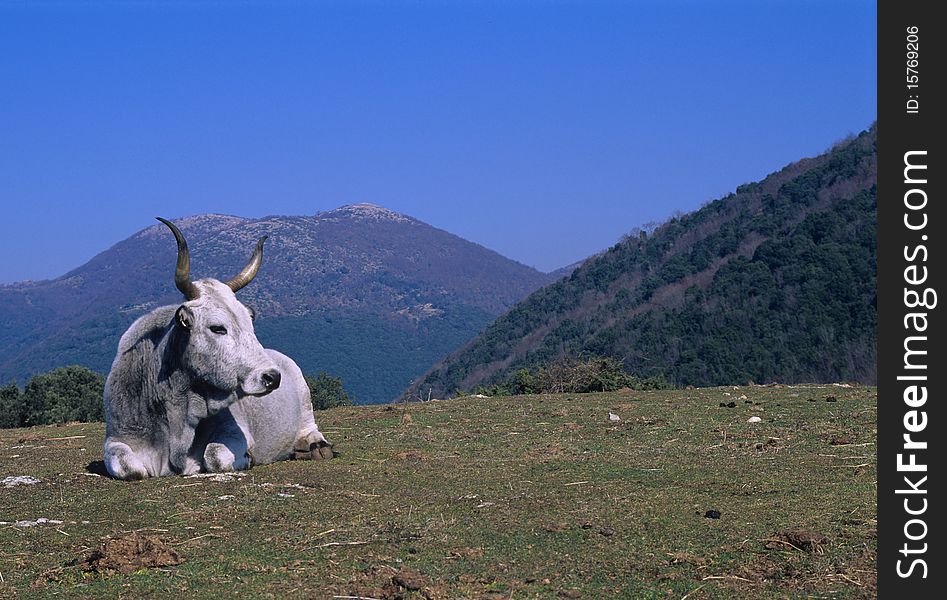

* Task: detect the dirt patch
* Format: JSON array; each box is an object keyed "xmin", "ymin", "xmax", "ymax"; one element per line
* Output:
[
  {"xmin": 764, "ymin": 529, "xmax": 828, "ymax": 553},
  {"xmin": 753, "ymin": 438, "xmax": 781, "ymax": 451},
  {"xmin": 719, "ymin": 536, "xmax": 873, "ymax": 598},
  {"xmin": 80, "ymin": 532, "xmax": 185, "ymax": 574},
  {"xmin": 666, "ymin": 551, "xmax": 710, "ymax": 567},
  {"xmin": 527, "ymin": 444, "xmax": 570, "ymax": 460},
  {"xmin": 825, "ymin": 432, "xmax": 856, "ymax": 446},
  {"xmin": 391, "ymin": 567, "xmax": 428, "ymax": 591},
  {"xmin": 392, "ymin": 450, "xmax": 428, "ymax": 461},
  {"xmin": 832, "ymin": 544, "xmax": 877, "ymax": 595},
  {"xmin": 449, "ymin": 547, "xmax": 485, "ymax": 559},
  {"xmin": 344, "ymin": 566, "xmax": 441, "ymax": 600},
  {"xmin": 632, "ymin": 416, "xmax": 669, "ymax": 427}
]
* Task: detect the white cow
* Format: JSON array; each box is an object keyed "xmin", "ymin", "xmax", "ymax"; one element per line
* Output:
[{"xmin": 102, "ymin": 218, "xmax": 332, "ymax": 480}]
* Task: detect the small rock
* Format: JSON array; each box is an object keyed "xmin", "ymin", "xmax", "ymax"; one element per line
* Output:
[
  {"xmin": 10, "ymin": 518, "xmax": 62, "ymax": 527},
  {"xmin": 2, "ymin": 475, "xmax": 41, "ymax": 487},
  {"xmin": 739, "ymin": 394, "xmax": 747, "ymax": 400},
  {"xmin": 704, "ymin": 509, "xmax": 721, "ymax": 519},
  {"xmin": 719, "ymin": 402, "xmax": 736, "ymax": 408},
  {"xmin": 747, "ymin": 416, "xmax": 763, "ymax": 423},
  {"xmin": 825, "ymin": 396, "xmax": 837, "ymax": 402},
  {"xmin": 608, "ymin": 412, "xmax": 621, "ymax": 422},
  {"xmin": 599, "ymin": 527, "xmax": 615, "ymax": 537}
]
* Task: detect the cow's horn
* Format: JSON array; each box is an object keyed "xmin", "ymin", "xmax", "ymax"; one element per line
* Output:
[
  {"xmin": 156, "ymin": 217, "xmax": 201, "ymax": 301},
  {"xmin": 225, "ymin": 236, "xmax": 268, "ymax": 292}
]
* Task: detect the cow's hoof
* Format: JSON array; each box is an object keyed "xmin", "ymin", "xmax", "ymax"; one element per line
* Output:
[
  {"xmin": 121, "ymin": 469, "xmax": 147, "ymax": 481},
  {"xmin": 293, "ymin": 439, "xmax": 335, "ymax": 460},
  {"xmin": 293, "ymin": 428, "xmax": 335, "ymax": 460}
]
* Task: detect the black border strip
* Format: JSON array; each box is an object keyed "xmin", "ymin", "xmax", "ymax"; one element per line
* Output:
[{"xmin": 878, "ymin": 0, "xmax": 943, "ymax": 596}]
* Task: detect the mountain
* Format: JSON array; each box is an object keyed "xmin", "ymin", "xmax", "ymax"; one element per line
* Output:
[
  {"xmin": 0, "ymin": 204, "xmax": 554, "ymax": 402},
  {"xmin": 409, "ymin": 127, "xmax": 877, "ymax": 397}
]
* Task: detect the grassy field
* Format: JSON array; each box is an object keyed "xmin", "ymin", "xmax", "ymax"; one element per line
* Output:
[{"xmin": 0, "ymin": 385, "xmax": 876, "ymax": 599}]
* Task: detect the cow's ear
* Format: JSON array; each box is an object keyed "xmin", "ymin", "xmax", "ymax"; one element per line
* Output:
[{"xmin": 175, "ymin": 305, "xmax": 194, "ymax": 330}]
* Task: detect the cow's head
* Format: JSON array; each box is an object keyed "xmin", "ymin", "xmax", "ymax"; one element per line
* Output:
[{"xmin": 158, "ymin": 217, "xmax": 281, "ymax": 397}]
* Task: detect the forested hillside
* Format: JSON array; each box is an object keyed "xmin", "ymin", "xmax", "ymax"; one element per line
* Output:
[{"xmin": 410, "ymin": 126, "xmax": 877, "ymax": 397}]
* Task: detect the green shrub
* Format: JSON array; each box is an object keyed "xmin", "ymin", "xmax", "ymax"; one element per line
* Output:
[
  {"xmin": 467, "ymin": 356, "xmax": 672, "ymax": 397},
  {"xmin": 305, "ymin": 372, "xmax": 355, "ymax": 410},
  {"xmin": 0, "ymin": 381, "xmax": 24, "ymax": 428},
  {"xmin": 0, "ymin": 366, "xmax": 106, "ymax": 428}
]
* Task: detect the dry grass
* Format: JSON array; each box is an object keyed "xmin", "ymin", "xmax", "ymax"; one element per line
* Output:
[{"xmin": 0, "ymin": 385, "xmax": 876, "ymax": 598}]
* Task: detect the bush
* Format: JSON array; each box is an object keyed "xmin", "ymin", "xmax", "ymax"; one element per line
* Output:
[
  {"xmin": 0, "ymin": 381, "xmax": 24, "ymax": 428},
  {"xmin": 531, "ymin": 357, "xmax": 642, "ymax": 393},
  {"xmin": 305, "ymin": 372, "xmax": 355, "ymax": 410},
  {"xmin": 468, "ymin": 356, "xmax": 673, "ymax": 397},
  {"xmin": 0, "ymin": 366, "xmax": 106, "ymax": 428}
]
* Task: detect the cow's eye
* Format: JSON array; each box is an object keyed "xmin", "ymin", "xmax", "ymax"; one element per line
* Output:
[{"xmin": 209, "ymin": 325, "xmax": 228, "ymax": 335}]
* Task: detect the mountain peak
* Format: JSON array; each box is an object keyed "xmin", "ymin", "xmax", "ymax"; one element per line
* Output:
[
  {"xmin": 137, "ymin": 213, "xmax": 248, "ymax": 239},
  {"xmin": 319, "ymin": 203, "xmax": 415, "ymax": 224},
  {"xmin": 0, "ymin": 205, "xmax": 555, "ymax": 401}
]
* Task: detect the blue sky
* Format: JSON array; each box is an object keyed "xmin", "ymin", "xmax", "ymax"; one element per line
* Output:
[{"xmin": 0, "ymin": 0, "xmax": 876, "ymax": 282}]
